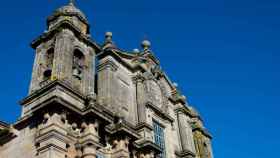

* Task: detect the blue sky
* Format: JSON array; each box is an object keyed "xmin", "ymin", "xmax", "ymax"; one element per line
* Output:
[{"xmin": 0, "ymin": 0, "xmax": 279, "ymax": 157}]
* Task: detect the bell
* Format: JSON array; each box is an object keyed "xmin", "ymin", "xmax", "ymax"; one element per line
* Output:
[{"xmin": 73, "ymin": 68, "xmax": 79, "ymax": 76}]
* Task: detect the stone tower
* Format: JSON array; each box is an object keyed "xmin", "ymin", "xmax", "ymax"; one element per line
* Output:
[{"xmin": 0, "ymin": 2, "xmax": 214, "ymax": 158}]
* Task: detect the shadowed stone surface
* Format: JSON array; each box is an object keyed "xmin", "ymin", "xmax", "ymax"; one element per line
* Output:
[{"xmin": 0, "ymin": 2, "xmax": 213, "ymax": 158}]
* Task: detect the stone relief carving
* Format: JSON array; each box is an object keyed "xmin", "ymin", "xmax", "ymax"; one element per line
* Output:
[
  {"xmin": 142, "ymin": 69, "xmax": 169, "ymax": 114},
  {"xmin": 146, "ymin": 79, "xmax": 163, "ymax": 108}
]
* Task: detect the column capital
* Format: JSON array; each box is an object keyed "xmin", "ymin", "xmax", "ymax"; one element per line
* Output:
[
  {"xmin": 132, "ymin": 73, "xmax": 146, "ymax": 84},
  {"xmin": 97, "ymin": 59, "xmax": 118, "ymax": 72}
]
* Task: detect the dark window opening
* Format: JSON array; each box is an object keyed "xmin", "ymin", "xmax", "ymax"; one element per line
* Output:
[
  {"xmin": 46, "ymin": 48, "xmax": 54, "ymax": 69},
  {"xmin": 72, "ymin": 49, "xmax": 85, "ymax": 80},
  {"xmin": 43, "ymin": 69, "xmax": 52, "ymax": 80}
]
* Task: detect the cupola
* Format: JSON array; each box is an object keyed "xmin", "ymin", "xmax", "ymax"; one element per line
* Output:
[{"xmin": 47, "ymin": 1, "xmax": 89, "ymax": 34}]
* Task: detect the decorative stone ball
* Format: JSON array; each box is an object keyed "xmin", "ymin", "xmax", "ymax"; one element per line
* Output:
[
  {"xmin": 72, "ymin": 123, "xmax": 78, "ymax": 130},
  {"xmin": 105, "ymin": 31, "xmax": 113, "ymax": 38},
  {"xmin": 87, "ymin": 92, "xmax": 96, "ymax": 102},
  {"xmin": 81, "ymin": 122, "xmax": 87, "ymax": 129},
  {"xmin": 141, "ymin": 40, "xmax": 151, "ymax": 49},
  {"xmin": 61, "ymin": 113, "xmax": 67, "ymax": 121},
  {"xmin": 133, "ymin": 49, "xmax": 140, "ymax": 53},
  {"xmin": 44, "ymin": 113, "xmax": 50, "ymax": 120}
]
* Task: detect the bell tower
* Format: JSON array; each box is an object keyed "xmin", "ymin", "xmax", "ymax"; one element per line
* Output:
[
  {"xmin": 22, "ymin": 1, "xmax": 101, "ymax": 117},
  {"xmin": 28, "ymin": 1, "xmax": 99, "ymax": 95}
]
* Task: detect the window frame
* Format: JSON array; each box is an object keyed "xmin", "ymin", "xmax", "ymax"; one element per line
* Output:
[
  {"xmin": 96, "ymin": 152, "xmax": 104, "ymax": 158},
  {"xmin": 153, "ymin": 120, "xmax": 166, "ymax": 158}
]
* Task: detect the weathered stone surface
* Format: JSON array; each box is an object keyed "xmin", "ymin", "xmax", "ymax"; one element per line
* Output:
[{"xmin": 0, "ymin": 2, "xmax": 213, "ymax": 158}]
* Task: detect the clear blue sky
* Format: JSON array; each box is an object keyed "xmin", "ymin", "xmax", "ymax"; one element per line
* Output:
[{"xmin": 0, "ymin": 0, "xmax": 279, "ymax": 157}]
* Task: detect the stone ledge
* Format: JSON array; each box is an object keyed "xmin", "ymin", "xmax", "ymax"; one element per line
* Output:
[
  {"xmin": 175, "ymin": 149, "xmax": 196, "ymax": 158},
  {"xmin": 31, "ymin": 20, "xmax": 100, "ymax": 51},
  {"xmin": 134, "ymin": 140, "xmax": 162, "ymax": 155},
  {"xmin": 146, "ymin": 101, "xmax": 174, "ymax": 123}
]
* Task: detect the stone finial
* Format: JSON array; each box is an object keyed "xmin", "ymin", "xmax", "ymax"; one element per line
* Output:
[
  {"xmin": 87, "ymin": 92, "xmax": 96, "ymax": 107},
  {"xmin": 43, "ymin": 113, "xmax": 50, "ymax": 120},
  {"xmin": 72, "ymin": 123, "xmax": 78, "ymax": 130},
  {"xmin": 105, "ymin": 31, "xmax": 113, "ymax": 43},
  {"xmin": 87, "ymin": 92, "xmax": 96, "ymax": 100},
  {"xmin": 61, "ymin": 112, "xmax": 67, "ymax": 123},
  {"xmin": 69, "ymin": 0, "xmax": 75, "ymax": 5},
  {"xmin": 141, "ymin": 40, "xmax": 151, "ymax": 51},
  {"xmin": 133, "ymin": 48, "xmax": 140, "ymax": 53}
]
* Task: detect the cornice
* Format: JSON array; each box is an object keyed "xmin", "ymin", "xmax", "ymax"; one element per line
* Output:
[
  {"xmin": 20, "ymin": 80, "xmax": 86, "ymax": 106},
  {"xmin": 82, "ymin": 104, "xmax": 114, "ymax": 125},
  {"xmin": 133, "ymin": 140, "xmax": 162, "ymax": 154},
  {"xmin": 105, "ymin": 120, "xmax": 140, "ymax": 141},
  {"xmin": 135, "ymin": 122, "xmax": 153, "ymax": 131},
  {"xmin": 146, "ymin": 101, "xmax": 174, "ymax": 123},
  {"xmin": 175, "ymin": 106, "xmax": 199, "ymax": 119},
  {"xmin": 192, "ymin": 126, "xmax": 212, "ymax": 139},
  {"xmin": 97, "ymin": 50, "xmax": 145, "ymax": 73},
  {"xmin": 97, "ymin": 59, "xmax": 119, "ymax": 72},
  {"xmin": 31, "ymin": 20, "xmax": 101, "ymax": 51},
  {"xmin": 175, "ymin": 149, "xmax": 196, "ymax": 158}
]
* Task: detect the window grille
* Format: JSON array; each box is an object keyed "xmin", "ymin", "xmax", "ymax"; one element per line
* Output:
[
  {"xmin": 96, "ymin": 153, "xmax": 104, "ymax": 158},
  {"xmin": 153, "ymin": 121, "xmax": 166, "ymax": 158}
]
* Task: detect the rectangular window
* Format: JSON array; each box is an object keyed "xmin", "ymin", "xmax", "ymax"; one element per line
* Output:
[
  {"xmin": 96, "ymin": 153, "xmax": 104, "ymax": 158},
  {"xmin": 153, "ymin": 121, "xmax": 166, "ymax": 158}
]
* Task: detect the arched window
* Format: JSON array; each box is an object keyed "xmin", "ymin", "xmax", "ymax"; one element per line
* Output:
[
  {"xmin": 72, "ymin": 49, "xmax": 85, "ymax": 80},
  {"xmin": 46, "ymin": 48, "xmax": 54, "ymax": 68},
  {"xmin": 43, "ymin": 48, "xmax": 54, "ymax": 80}
]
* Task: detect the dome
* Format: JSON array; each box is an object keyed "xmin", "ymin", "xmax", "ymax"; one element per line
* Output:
[{"xmin": 48, "ymin": 2, "xmax": 88, "ymax": 24}]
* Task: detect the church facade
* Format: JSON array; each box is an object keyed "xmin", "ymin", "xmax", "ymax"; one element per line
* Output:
[{"xmin": 0, "ymin": 2, "xmax": 213, "ymax": 158}]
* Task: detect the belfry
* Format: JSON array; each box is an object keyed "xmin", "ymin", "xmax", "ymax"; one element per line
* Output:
[{"xmin": 0, "ymin": 1, "xmax": 214, "ymax": 158}]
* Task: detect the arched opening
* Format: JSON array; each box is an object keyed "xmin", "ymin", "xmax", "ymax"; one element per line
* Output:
[
  {"xmin": 43, "ymin": 48, "xmax": 54, "ymax": 80},
  {"xmin": 43, "ymin": 69, "xmax": 52, "ymax": 80},
  {"xmin": 46, "ymin": 48, "xmax": 54, "ymax": 68},
  {"xmin": 72, "ymin": 49, "xmax": 85, "ymax": 80}
]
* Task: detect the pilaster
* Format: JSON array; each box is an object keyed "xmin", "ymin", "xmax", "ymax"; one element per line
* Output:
[
  {"xmin": 79, "ymin": 121, "xmax": 102, "ymax": 158},
  {"xmin": 111, "ymin": 136, "xmax": 130, "ymax": 158},
  {"xmin": 35, "ymin": 113, "xmax": 72, "ymax": 158},
  {"xmin": 177, "ymin": 110, "xmax": 196, "ymax": 156},
  {"xmin": 97, "ymin": 57, "xmax": 118, "ymax": 108},
  {"xmin": 133, "ymin": 73, "xmax": 147, "ymax": 123},
  {"xmin": 53, "ymin": 29, "xmax": 73, "ymax": 81}
]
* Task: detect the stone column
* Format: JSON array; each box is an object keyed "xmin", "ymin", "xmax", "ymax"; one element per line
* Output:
[
  {"xmin": 80, "ymin": 121, "xmax": 101, "ymax": 158},
  {"xmin": 35, "ymin": 113, "xmax": 70, "ymax": 158},
  {"xmin": 111, "ymin": 137, "xmax": 130, "ymax": 158},
  {"xmin": 82, "ymin": 145, "xmax": 98, "ymax": 158},
  {"xmin": 87, "ymin": 47, "xmax": 96, "ymax": 95}
]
